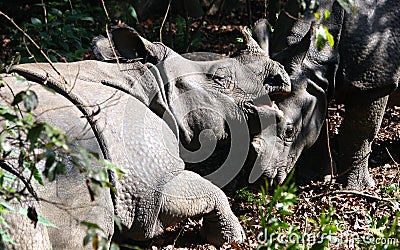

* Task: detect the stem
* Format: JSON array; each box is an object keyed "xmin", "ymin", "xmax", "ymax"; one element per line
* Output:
[
  {"xmin": 0, "ymin": 161, "xmax": 39, "ymax": 201},
  {"xmin": 160, "ymin": 0, "xmax": 173, "ymax": 43}
]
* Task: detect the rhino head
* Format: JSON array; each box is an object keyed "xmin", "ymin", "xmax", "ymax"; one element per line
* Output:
[
  {"xmin": 236, "ymin": 19, "xmax": 328, "ymax": 185},
  {"xmin": 91, "ymin": 26, "xmax": 292, "ymax": 187}
]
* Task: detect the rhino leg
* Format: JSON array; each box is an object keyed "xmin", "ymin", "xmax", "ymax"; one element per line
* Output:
[
  {"xmin": 159, "ymin": 170, "xmax": 245, "ymax": 246},
  {"xmin": 337, "ymin": 89, "xmax": 389, "ymax": 190}
]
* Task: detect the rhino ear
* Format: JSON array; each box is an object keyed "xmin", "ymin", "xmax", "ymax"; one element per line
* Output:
[
  {"xmin": 97, "ymin": 26, "xmax": 170, "ymax": 64},
  {"xmin": 111, "ymin": 27, "xmax": 152, "ymax": 61},
  {"xmin": 271, "ymin": 25, "xmax": 312, "ymax": 75},
  {"xmin": 251, "ymin": 19, "xmax": 271, "ymax": 55},
  {"xmin": 92, "ymin": 35, "xmax": 117, "ymax": 61}
]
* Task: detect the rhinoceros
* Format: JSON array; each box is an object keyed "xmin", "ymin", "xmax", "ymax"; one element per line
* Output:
[
  {"xmin": 0, "ymin": 27, "xmax": 289, "ymax": 248},
  {"xmin": 247, "ymin": 0, "xmax": 399, "ymax": 190}
]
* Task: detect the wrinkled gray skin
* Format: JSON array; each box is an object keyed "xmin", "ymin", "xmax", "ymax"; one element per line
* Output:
[
  {"xmin": 1, "ymin": 29, "xmax": 289, "ymax": 248},
  {"xmin": 251, "ymin": 0, "xmax": 400, "ymax": 190},
  {"xmin": 93, "ymin": 26, "xmax": 290, "ymax": 186}
]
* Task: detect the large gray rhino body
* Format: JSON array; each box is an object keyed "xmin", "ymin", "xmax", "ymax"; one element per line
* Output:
[
  {"xmin": 1, "ymin": 29, "xmax": 289, "ymax": 248},
  {"xmin": 252, "ymin": 0, "xmax": 399, "ymax": 190}
]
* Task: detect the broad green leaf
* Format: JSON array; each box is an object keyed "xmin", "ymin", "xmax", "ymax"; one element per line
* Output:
[
  {"xmin": 0, "ymin": 77, "xmax": 5, "ymax": 87},
  {"xmin": 324, "ymin": 26, "xmax": 335, "ymax": 47},
  {"xmin": 11, "ymin": 91, "xmax": 26, "ymax": 106},
  {"xmin": 376, "ymin": 215, "xmax": 388, "ymax": 229},
  {"xmin": 128, "ymin": 6, "xmax": 138, "ymax": 23},
  {"xmin": 337, "ymin": 0, "xmax": 354, "ymax": 14},
  {"xmin": 0, "ymin": 229, "xmax": 16, "ymax": 244},
  {"xmin": 31, "ymin": 17, "xmax": 42, "ymax": 25},
  {"xmin": 80, "ymin": 17, "xmax": 94, "ymax": 22},
  {"xmin": 113, "ymin": 215, "xmax": 123, "ymax": 232},
  {"xmin": 26, "ymin": 162, "xmax": 44, "ymax": 185},
  {"xmin": 324, "ymin": 10, "xmax": 331, "ymax": 20},
  {"xmin": 23, "ymin": 90, "xmax": 39, "ymax": 111},
  {"xmin": 0, "ymin": 202, "xmax": 15, "ymax": 212},
  {"xmin": 314, "ymin": 12, "xmax": 321, "ymax": 20},
  {"xmin": 81, "ymin": 221, "xmax": 104, "ymax": 232},
  {"xmin": 83, "ymin": 234, "xmax": 94, "ymax": 246},
  {"xmin": 236, "ymin": 37, "xmax": 244, "ymax": 43},
  {"xmin": 109, "ymin": 242, "xmax": 121, "ymax": 250},
  {"xmin": 18, "ymin": 208, "xmax": 58, "ymax": 228},
  {"xmin": 27, "ymin": 123, "xmax": 45, "ymax": 150}
]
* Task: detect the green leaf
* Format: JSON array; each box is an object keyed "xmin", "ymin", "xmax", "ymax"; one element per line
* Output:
[
  {"xmin": 314, "ymin": 12, "xmax": 321, "ymax": 20},
  {"xmin": 236, "ymin": 37, "xmax": 244, "ymax": 43},
  {"xmin": 0, "ymin": 229, "xmax": 16, "ymax": 244},
  {"xmin": 376, "ymin": 215, "xmax": 388, "ymax": 229},
  {"xmin": 0, "ymin": 78, "xmax": 5, "ymax": 88},
  {"xmin": 83, "ymin": 234, "xmax": 93, "ymax": 246},
  {"xmin": 128, "ymin": 6, "xmax": 138, "ymax": 23},
  {"xmin": 11, "ymin": 91, "xmax": 26, "ymax": 106},
  {"xmin": 315, "ymin": 25, "xmax": 328, "ymax": 51},
  {"xmin": 109, "ymin": 243, "xmax": 120, "ymax": 250},
  {"xmin": 324, "ymin": 10, "xmax": 331, "ymax": 20},
  {"xmin": 23, "ymin": 90, "xmax": 39, "ymax": 112},
  {"xmin": 81, "ymin": 221, "xmax": 104, "ymax": 232},
  {"xmin": 27, "ymin": 163, "xmax": 44, "ymax": 186},
  {"xmin": 113, "ymin": 215, "xmax": 123, "ymax": 232},
  {"xmin": 27, "ymin": 123, "xmax": 45, "ymax": 150},
  {"xmin": 80, "ymin": 17, "xmax": 94, "ymax": 22},
  {"xmin": 18, "ymin": 208, "xmax": 58, "ymax": 228},
  {"xmin": 337, "ymin": 0, "xmax": 354, "ymax": 14},
  {"xmin": 31, "ymin": 17, "xmax": 42, "ymax": 25},
  {"xmin": 0, "ymin": 202, "xmax": 15, "ymax": 212},
  {"xmin": 324, "ymin": 26, "xmax": 335, "ymax": 47}
]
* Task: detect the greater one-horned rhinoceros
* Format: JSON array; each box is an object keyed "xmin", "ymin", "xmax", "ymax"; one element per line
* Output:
[
  {"xmin": 1, "ymin": 28, "xmax": 289, "ymax": 248},
  {"xmin": 249, "ymin": 0, "xmax": 399, "ymax": 190}
]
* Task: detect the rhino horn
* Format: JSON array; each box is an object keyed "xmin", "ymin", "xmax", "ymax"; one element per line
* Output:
[{"xmin": 240, "ymin": 27, "xmax": 268, "ymax": 56}]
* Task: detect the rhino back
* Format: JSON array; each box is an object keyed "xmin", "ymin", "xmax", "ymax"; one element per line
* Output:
[{"xmin": 338, "ymin": 0, "xmax": 400, "ymax": 92}]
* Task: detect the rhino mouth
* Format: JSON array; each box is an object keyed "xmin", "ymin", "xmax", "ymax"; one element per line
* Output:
[{"xmin": 248, "ymin": 96, "xmax": 284, "ymax": 119}]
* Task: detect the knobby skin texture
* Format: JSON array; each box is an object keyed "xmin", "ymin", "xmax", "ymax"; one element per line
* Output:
[{"xmin": 253, "ymin": 0, "xmax": 400, "ymax": 190}]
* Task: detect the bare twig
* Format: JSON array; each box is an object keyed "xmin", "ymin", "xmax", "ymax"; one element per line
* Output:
[
  {"xmin": 309, "ymin": 190, "xmax": 395, "ymax": 203},
  {"xmin": 386, "ymin": 147, "xmax": 399, "ymax": 167},
  {"xmin": 264, "ymin": 0, "xmax": 268, "ymax": 18},
  {"xmin": 160, "ymin": 0, "xmax": 173, "ymax": 43},
  {"xmin": 41, "ymin": 0, "xmax": 48, "ymax": 32},
  {"xmin": 385, "ymin": 147, "xmax": 400, "ymax": 188},
  {"xmin": 325, "ymin": 119, "xmax": 334, "ymax": 185},
  {"xmin": 0, "ymin": 11, "xmax": 66, "ymax": 84},
  {"xmin": 100, "ymin": 0, "xmax": 121, "ymax": 69}
]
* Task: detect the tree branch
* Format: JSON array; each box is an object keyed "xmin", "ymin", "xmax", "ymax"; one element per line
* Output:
[{"xmin": 0, "ymin": 161, "xmax": 39, "ymax": 201}]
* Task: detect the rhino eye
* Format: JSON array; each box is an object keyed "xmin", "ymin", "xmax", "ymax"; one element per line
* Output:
[{"xmin": 284, "ymin": 124, "xmax": 296, "ymax": 141}]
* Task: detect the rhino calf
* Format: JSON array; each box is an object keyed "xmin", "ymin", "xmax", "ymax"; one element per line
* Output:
[{"xmin": 244, "ymin": 0, "xmax": 399, "ymax": 190}]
